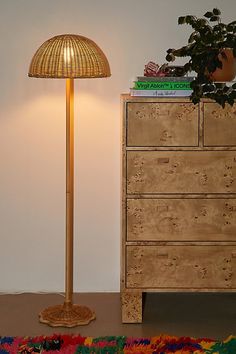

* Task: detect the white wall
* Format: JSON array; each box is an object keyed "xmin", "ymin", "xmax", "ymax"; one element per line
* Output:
[{"xmin": 1, "ymin": 0, "xmax": 235, "ymax": 292}]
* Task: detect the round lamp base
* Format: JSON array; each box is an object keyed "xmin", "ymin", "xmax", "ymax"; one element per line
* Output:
[{"xmin": 39, "ymin": 303, "xmax": 96, "ymax": 327}]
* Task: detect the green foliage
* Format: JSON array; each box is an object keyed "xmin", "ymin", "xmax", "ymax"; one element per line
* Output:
[{"xmin": 166, "ymin": 9, "xmax": 236, "ymax": 107}]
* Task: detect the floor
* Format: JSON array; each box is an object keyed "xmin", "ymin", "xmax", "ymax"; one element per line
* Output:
[{"xmin": 0, "ymin": 292, "xmax": 236, "ymax": 339}]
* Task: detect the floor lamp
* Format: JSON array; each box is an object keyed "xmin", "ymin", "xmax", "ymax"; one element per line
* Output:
[{"xmin": 28, "ymin": 34, "xmax": 111, "ymax": 327}]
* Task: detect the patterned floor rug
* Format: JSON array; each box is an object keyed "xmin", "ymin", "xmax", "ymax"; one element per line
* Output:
[{"xmin": 0, "ymin": 334, "xmax": 236, "ymax": 353}]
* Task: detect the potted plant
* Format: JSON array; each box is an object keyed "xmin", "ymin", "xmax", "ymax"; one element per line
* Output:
[{"xmin": 166, "ymin": 8, "xmax": 236, "ymax": 107}]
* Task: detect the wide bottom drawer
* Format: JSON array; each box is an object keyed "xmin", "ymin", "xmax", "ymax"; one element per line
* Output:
[
  {"xmin": 126, "ymin": 245, "xmax": 236, "ymax": 289},
  {"xmin": 127, "ymin": 198, "xmax": 236, "ymax": 242}
]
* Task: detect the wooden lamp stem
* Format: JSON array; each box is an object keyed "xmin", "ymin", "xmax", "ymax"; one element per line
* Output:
[
  {"xmin": 65, "ymin": 78, "xmax": 74, "ymax": 306},
  {"xmin": 38, "ymin": 79, "xmax": 95, "ymax": 327}
]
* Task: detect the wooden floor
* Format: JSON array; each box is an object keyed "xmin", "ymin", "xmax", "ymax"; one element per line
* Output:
[{"xmin": 0, "ymin": 292, "xmax": 236, "ymax": 339}]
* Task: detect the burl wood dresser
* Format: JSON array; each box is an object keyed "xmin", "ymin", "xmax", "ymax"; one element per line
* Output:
[{"xmin": 121, "ymin": 95, "xmax": 236, "ymax": 323}]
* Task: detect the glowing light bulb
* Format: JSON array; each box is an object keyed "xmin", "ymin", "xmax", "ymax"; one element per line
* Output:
[{"xmin": 64, "ymin": 46, "xmax": 74, "ymax": 64}]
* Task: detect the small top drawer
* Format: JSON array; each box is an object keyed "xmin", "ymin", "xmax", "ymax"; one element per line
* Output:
[
  {"xmin": 127, "ymin": 102, "xmax": 199, "ymax": 147},
  {"xmin": 204, "ymin": 102, "xmax": 236, "ymax": 146}
]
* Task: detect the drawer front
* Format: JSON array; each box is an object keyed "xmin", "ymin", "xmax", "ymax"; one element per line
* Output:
[
  {"xmin": 127, "ymin": 102, "xmax": 199, "ymax": 147},
  {"xmin": 204, "ymin": 102, "xmax": 236, "ymax": 146},
  {"xmin": 127, "ymin": 198, "xmax": 236, "ymax": 241},
  {"xmin": 126, "ymin": 245, "xmax": 236, "ymax": 289},
  {"xmin": 127, "ymin": 151, "xmax": 236, "ymax": 194}
]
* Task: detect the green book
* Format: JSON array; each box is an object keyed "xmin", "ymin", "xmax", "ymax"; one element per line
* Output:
[{"xmin": 134, "ymin": 81, "xmax": 191, "ymax": 90}]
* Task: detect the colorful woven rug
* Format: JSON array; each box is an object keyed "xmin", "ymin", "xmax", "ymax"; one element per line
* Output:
[{"xmin": 0, "ymin": 334, "xmax": 236, "ymax": 353}]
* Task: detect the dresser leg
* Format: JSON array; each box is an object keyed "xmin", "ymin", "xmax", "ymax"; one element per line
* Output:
[{"xmin": 121, "ymin": 291, "xmax": 143, "ymax": 323}]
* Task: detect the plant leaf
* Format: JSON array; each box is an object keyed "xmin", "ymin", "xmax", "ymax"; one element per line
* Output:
[
  {"xmin": 229, "ymin": 90, "xmax": 236, "ymax": 99},
  {"xmin": 204, "ymin": 11, "xmax": 213, "ymax": 18},
  {"xmin": 166, "ymin": 48, "xmax": 175, "ymax": 54},
  {"xmin": 228, "ymin": 20, "xmax": 236, "ymax": 26},
  {"xmin": 210, "ymin": 15, "xmax": 219, "ymax": 22},
  {"xmin": 198, "ymin": 19, "xmax": 208, "ymax": 26},
  {"xmin": 213, "ymin": 23, "xmax": 226, "ymax": 30},
  {"xmin": 213, "ymin": 8, "xmax": 221, "ymax": 15},
  {"xmin": 183, "ymin": 62, "xmax": 191, "ymax": 72},
  {"xmin": 166, "ymin": 53, "xmax": 175, "ymax": 62},
  {"xmin": 185, "ymin": 15, "xmax": 196, "ymax": 25},
  {"xmin": 223, "ymin": 86, "xmax": 230, "ymax": 93},
  {"xmin": 228, "ymin": 98, "xmax": 235, "ymax": 106},
  {"xmin": 203, "ymin": 83, "xmax": 215, "ymax": 92},
  {"xmin": 178, "ymin": 16, "xmax": 186, "ymax": 25},
  {"xmin": 188, "ymin": 31, "xmax": 198, "ymax": 43},
  {"xmin": 226, "ymin": 24, "xmax": 234, "ymax": 32}
]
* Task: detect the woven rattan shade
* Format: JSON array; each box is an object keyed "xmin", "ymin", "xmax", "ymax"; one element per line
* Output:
[{"xmin": 28, "ymin": 34, "xmax": 111, "ymax": 78}]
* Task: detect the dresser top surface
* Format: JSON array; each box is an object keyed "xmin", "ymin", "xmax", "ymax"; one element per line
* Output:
[{"xmin": 121, "ymin": 94, "xmax": 215, "ymax": 104}]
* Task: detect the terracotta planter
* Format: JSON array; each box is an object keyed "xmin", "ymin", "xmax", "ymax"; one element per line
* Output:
[{"xmin": 210, "ymin": 48, "xmax": 236, "ymax": 82}]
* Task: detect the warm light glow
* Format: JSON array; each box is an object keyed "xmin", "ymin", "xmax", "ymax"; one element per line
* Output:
[{"xmin": 64, "ymin": 46, "xmax": 74, "ymax": 64}]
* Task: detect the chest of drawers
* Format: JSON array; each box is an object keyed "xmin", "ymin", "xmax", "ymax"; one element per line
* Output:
[{"xmin": 121, "ymin": 95, "xmax": 236, "ymax": 323}]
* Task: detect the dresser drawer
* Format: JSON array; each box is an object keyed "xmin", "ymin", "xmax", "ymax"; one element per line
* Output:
[
  {"xmin": 204, "ymin": 102, "xmax": 236, "ymax": 146},
  {"xmin": 127, "ymin": 198, "xmax": 236, "ymax": 241},
  {"xmin": 127, "ymin": 151, "xmax": 236, "ymax": 194},
  {"xmin": 127, "ymin": 102, "xmax": 199, "ymax": 147},
  {"xmin": 126, "ymin": 245, "xmax": 236, "ymax": 289}
]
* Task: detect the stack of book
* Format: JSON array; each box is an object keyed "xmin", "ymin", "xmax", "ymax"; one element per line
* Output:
[{"xmin": 130, "ymin": 76, "xmax": 194, "ymax": 97}]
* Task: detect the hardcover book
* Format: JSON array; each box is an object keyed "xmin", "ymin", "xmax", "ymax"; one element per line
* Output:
[
  {"xmin": 130, "ymin": 89, "xmax": 192, "ymax": 97},
  {"xmin": 137, "ymin": 76, "xmax": 194, "ymax": 82},
  {"xmin": 133, "ymin": 81, "xmax": 191, "ymax": 90}
]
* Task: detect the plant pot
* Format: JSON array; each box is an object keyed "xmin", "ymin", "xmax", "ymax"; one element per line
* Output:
[{"xmin": 210, "ymin": 48, "xmax": 236, "ymax": 82}]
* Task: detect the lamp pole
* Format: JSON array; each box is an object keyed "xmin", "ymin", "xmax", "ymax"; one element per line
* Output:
[
  {"xmin": 65, "ymin": 78, "xmax": 74, "ymax": 307},
  {"xmin": 39, "ymin": 78, "xmax": 95, "ymax": 326}
]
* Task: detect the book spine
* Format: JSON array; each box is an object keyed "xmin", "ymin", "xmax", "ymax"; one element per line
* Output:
[
  {"xmin": 130, "ymin": 89, "xmax": 192, "ymax": 97},
  {"xmin": 134, "ymin": 81, "xmax": 191, "ymax": 90},
  {"xmin": 137, "ymin": 76, "xmax": 194, "ymax": 82}
]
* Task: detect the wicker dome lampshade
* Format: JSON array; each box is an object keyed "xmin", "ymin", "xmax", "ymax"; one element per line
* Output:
[{"xmin": 28, "ymin": 34, "xmax": 111, "ymax": 78}]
